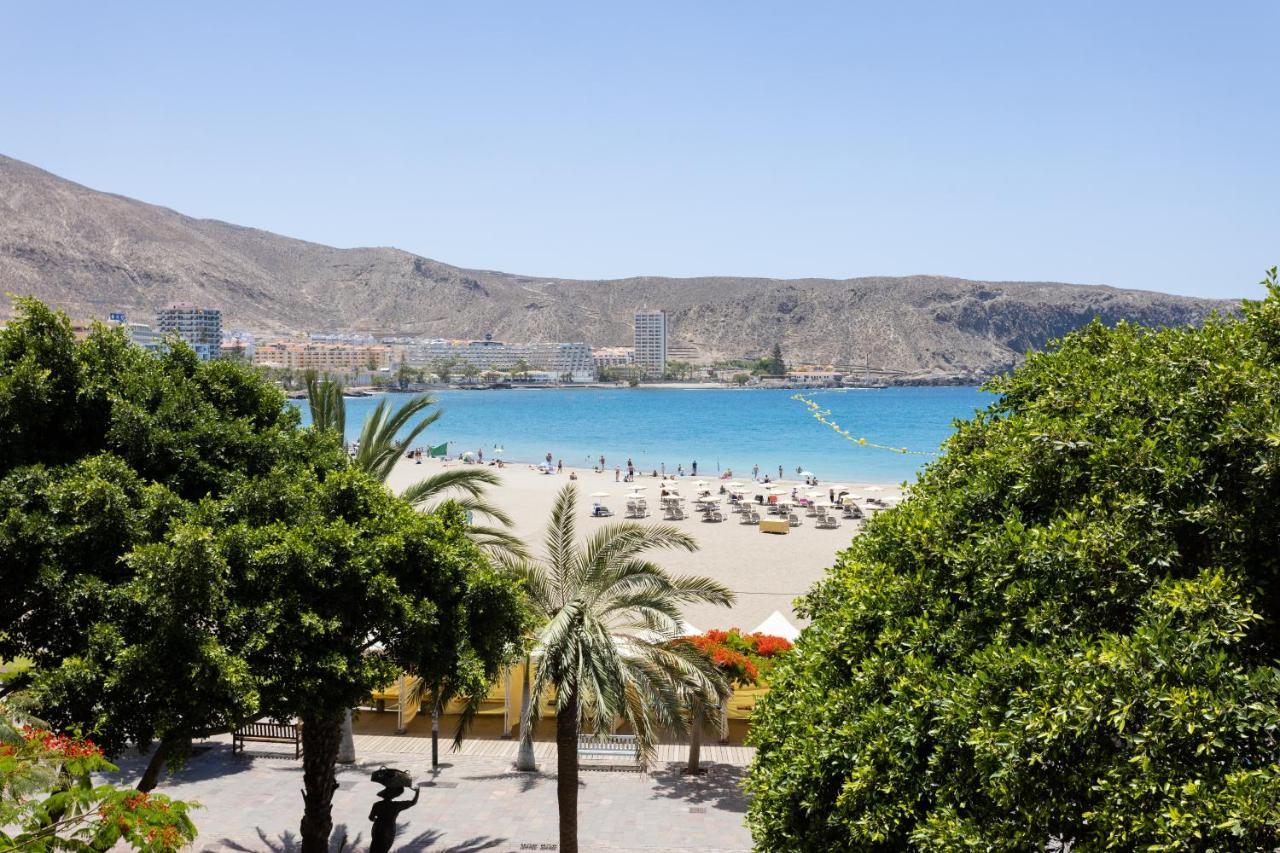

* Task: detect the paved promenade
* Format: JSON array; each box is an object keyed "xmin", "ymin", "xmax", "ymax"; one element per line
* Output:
[{"xmin": 109, "ymin": 733, "xmax": 755, "ymax": 852}]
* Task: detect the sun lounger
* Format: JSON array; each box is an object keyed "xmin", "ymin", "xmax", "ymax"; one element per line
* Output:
[{"xmin": 788, "ymin": 512, "xmax": 801, "ymax": 527}]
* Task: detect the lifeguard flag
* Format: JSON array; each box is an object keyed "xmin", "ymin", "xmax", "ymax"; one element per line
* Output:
[{"xmin": 429, "ymin": 442, "xmax": 449, "ymax": 458}]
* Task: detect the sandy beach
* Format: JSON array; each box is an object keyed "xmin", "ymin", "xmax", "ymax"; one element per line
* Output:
[{"xmin": 385, "ymin": 456, "xmax": 904, "ymax": 632}]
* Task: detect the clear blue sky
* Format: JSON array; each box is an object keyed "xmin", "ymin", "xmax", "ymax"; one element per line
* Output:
[{"xmin": 3, "ymin": 2, "xmax": 1275, "ymax": 298}]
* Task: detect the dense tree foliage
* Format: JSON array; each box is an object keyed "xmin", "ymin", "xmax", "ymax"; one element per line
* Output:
[
  {"xmin": 1, "ymin": 299, "xmax": 314, "ymax": 769},
  {"xmin": 0, "ymin": 300, "xmax": 529, "ymax": 852},
  {"xmin": 747, "ymin": 272, "xmax": 1280, "ymax": 850}
]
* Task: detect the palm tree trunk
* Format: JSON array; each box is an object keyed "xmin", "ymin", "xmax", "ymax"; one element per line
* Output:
[
  {"xmin": 516, "ymin": 657, "xmax": 536, "ymax": 771},
  {"xmin": 299, "ymin": 713, "xmax": 342, "ymax": 853},
  {"xmin": 337, "ymin": 709, "xmax": 355, "ymax": 764},
  {"xmin": 431, "ymin": 701, "xmax": 440, "ymax": 767},
  {"xmin": 555, "ymin": 691, "xmax": 579, "ymax": 853},
  {"xmin": 687, "ymin": 703, "xmax": 703, "ymax": 775}
]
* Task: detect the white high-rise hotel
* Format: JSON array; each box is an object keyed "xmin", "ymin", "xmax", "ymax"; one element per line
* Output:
[
  {"xmin": 633, "ymin": 309, "xmax": 667, "ymax": 377},
  {"xmin": 156, "ymin": 303, "xmax": 222, "ymax": 361}
]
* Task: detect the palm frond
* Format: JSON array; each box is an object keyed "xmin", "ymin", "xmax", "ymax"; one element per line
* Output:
[
  {"xmin": 305, "ymin": 373, "xmax": 346, "ymax": 436},
  {"xmin": 355, "ymin": 395, "xmax": 443, "ymax": 483},
  {"xmin": 400, "ymin": 467, "xmax": 502, "ymax": 506}
]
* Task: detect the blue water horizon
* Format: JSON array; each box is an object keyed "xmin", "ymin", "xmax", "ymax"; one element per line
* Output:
[{"xmin": 288, "ymin": 386, "xmax": 993, "ymax": 484}]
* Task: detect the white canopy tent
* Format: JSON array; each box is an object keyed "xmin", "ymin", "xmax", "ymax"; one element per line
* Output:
[{"xmin": 752, "ymin": 610, "xmax": 801, "ymax": 641}]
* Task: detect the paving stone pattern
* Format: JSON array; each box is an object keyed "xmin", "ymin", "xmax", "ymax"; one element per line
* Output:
[{"xmin": 108, "ymin": 738, "xmax": 753, "ymax": 853}]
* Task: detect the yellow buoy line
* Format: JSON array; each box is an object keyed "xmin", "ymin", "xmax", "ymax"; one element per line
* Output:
[{"xmin": 791, "ymin": 393, "xmax": 938, "ymax": 456}]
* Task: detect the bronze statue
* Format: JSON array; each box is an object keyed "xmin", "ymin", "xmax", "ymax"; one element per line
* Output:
[{"xmin": 368, "ymin": 768, "xmax": 421, "ymax": 853}]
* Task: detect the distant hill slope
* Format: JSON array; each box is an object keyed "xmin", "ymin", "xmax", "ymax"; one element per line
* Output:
[{"xmin": 0, "ymin": 154, "xmax": 1238, "ymax": 383}]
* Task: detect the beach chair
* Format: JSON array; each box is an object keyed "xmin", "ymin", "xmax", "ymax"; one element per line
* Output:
[
  {"xmin": 712, "ymin": 510, "xmax": 724, "ymax": 522},
  {"xmin": 788, "ymin": 512, "xmax": 801, "ymax": 527},
  {"xmin": 749, "ymin": 510, "xmax": 761, "ymax": 524}
]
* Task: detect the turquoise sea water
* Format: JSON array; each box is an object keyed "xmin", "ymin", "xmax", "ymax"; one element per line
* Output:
[{"xmin": 289, "ymin": 386, "xmax": 993, "ymax": 484}]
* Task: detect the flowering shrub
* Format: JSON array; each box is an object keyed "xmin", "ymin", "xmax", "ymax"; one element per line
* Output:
[
  {"xmin": 682, "ymin": 630, "xmax": 793, "ymax": 687},
  {"xmin": 0, "ymin": 710, "xmax": 198, "ymax": 852}
]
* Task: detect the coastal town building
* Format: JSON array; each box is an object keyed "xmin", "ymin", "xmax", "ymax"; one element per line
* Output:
[
  {"xmin": 786, "ymin": 369, "xmax": 845, "ymax": 387},
  {"xmin": 126, "ymin": 323, "xmax": 165, "ymax": 353},
  {"xmin": 591, "ymin": 346, "xmax": 635, "ymax": 371},
  {"xmin": 252, "ymin": 340, "xmax": 392, "ymax": 372},
  {"xmin": 221, "ymin": 330, "xmax": 256, "ymax": 362},
  {"xmin": 397, "ymin": 334, "xmax": 595, "ymax": 383},
  {"xmin": 633, "ymin": 309, "xmax": 667, "ymax": 377},
  {"xmin": 156, "ymin": 303, "xmax": 222, "ymax": 361}
]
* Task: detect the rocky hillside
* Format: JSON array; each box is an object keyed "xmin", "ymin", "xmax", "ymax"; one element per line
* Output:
[{"xmin": 0, "ymin": 154, "xmax": 1238, "ymax": 382}]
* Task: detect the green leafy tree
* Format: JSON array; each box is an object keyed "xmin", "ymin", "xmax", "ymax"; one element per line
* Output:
[
  {"xmin": 503, "ymin": 485, "xmax": 734, "ymax": 853},
  {"xmin": 0, "ymin": 300, "xmax": 313, "ymax": 790},
  {"xmin": 0, "ymin": 301, "xmax": 526, "ymax": 853},
  {"xmin": 511, "ymin": 358, "xmax": 532, "ymax": 383},
  {"xmin": 305, "ymin": 376, "xmax": 528, "ymax": 763},
  {"xmin": 732, "ymin": 373, "xmax": 751, "ymax": 386},
  {"xmin": 220, "ymin": 468, "xmax": 526, "ymax": 853},
  {"xmin": 395, "ymin": 359, "xmax": 414, "ymax": 389},
  {"xmin": 747, "ymin": 272, "xmax": 1280, "ymax": 850},
  {"xmin": 432, "ymin": 357, "xmax": 458, "ymax": 384},
  {"xmin": 460, "ymin": 361, "xmax": 481, "ymax": 383}
]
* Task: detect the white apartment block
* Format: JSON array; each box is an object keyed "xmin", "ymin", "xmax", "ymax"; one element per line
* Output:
[
  {"xmin": 633, "ymin": 310, "xmax": 667, "ymax": 377},
  {"xmin": 592, "ymin": 346, "xmax": 635, "ymax": 371},
  {"xmin": 127, "ymin": 323, "xmax": 165, "ymax": 353},
  {"xmin": 156, "ymin": 303, "xmax": 222, "ymax": 361},
  {"xmin": 398, "ymin": 334, "xmax": 595, "ymax": 383}
]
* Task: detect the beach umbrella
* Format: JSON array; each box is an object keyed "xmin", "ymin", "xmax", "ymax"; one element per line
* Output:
[
  {"xmin": 752, "ymin": 610, "xmax": 801, "ymax": 642},
  {"xmin": 590, "ymin": 491, "xmax": 610, "ymax": 497},
  {"xmin": 864, "ymin": 485, "xmax": 884, "ymax": 492},
  {"xmin": 629, "ymin": 484, "xmax": 648, "ymax": 491},
  {"xmin": 798, "ymin": 470, "xmax": 814, "ymax": 477}
]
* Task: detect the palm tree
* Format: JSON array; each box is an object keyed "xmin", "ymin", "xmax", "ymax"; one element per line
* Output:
[
  {"xmin": 305, "ymin": 374, "xmax": 520, "ymax": 556},
  {"xmin": 503, "ymin": 485, "xmax": 734, "ymax": 853}
]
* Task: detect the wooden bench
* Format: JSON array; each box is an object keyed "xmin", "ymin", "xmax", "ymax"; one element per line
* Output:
[
  {"xmin": 577, "ymin": 733, "xmax": 637, "ymax": 762},
  {"xmin": 232, "ymin": 721, "xmax": 302, "ymax": 758}
]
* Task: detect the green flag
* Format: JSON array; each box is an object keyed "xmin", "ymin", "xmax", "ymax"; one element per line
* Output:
[{"xmin": 428, "ymin": 442, "xmax": 448, "ymax": 458}]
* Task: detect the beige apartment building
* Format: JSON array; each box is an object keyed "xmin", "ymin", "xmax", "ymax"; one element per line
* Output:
[{"xmin": 252, "ymin": 340, "xmax": 392, "ymax": 372}]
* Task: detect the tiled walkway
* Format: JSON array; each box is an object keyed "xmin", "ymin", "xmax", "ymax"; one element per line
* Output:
[{"xmin": 109, "ymin": 735, "xmax": 755, "ymax": 852}]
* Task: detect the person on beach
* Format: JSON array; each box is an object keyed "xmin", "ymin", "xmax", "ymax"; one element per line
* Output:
[
  {"xmin": 692, "ymin": 460, "xmax": 698, "ymax": 476},
  {"xmin": 752, "ymin": 464, "xmax": 759, "ymax": 481},
  {"xmin": 677, "ymin": 464, "xmax": 684, "ymax": 477},
  {"xmin": 546, "ymin": 452, "xmax": 553, "ymax": 466},
  {"xmin": 557, "ymin": 459, "xmax": 563, "ymax": 473},
  {"xmin": 778, "ymin": 465, "xmax": 784, "ymax": 480},
  {"xmin": 615, "ymin": 465, "xmax": 620, "ymax": 482},
  {"xmin": 599, "ymin": 454, "xmax": 606, "ymax": 471}
]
